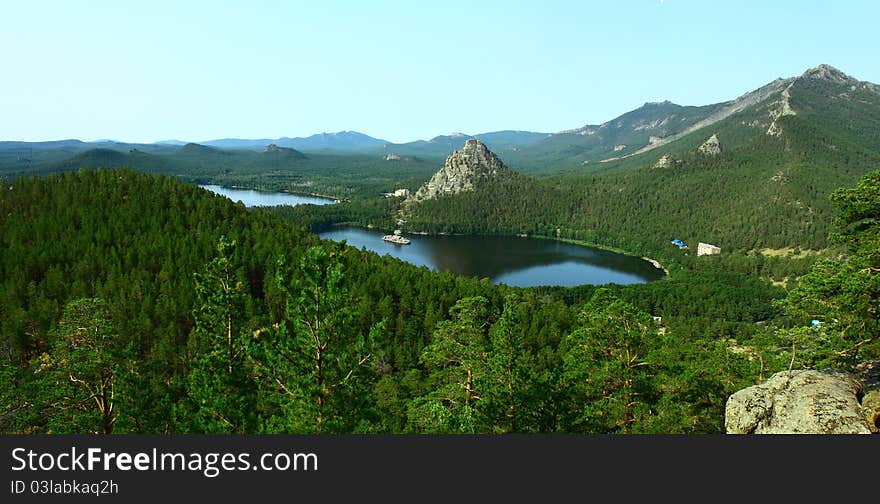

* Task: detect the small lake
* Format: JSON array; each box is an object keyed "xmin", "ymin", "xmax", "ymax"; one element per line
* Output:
[
  {"xmin": 199, "ymin": 184, "xmax": 338, "ymax": 207},
  {"xmin": 319, "ymin": 227, "xmax": 665, "ymax": 287}
]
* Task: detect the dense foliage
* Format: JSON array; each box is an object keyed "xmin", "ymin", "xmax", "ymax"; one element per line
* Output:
[
  {"xmin": 774, "ymin": 169, "xmax": 880, "ymax": 370},
  {"xmin": 3, "ymin": 71, "xmax": 877, "ymax": 435},
  {"xmin": 404, "ymin": 126, "xmax": 879, "ymax": 256},
  {"xmin": 1, "ymin": 170, "xmax": 799, "ymax": 434}
]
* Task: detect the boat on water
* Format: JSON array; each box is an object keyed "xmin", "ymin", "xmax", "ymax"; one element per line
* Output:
[{"xmin": 383, "ymin": 229, "xmax": 411, "ymax": 245}]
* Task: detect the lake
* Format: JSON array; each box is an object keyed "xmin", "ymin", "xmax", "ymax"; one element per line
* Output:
[
  {"xmin": 319, "ymin": 227, "xmax": 665, "ymax": 287},
  {"xmin": 199, "ymin": 184, "xmax": 338, "ymax": 207}
]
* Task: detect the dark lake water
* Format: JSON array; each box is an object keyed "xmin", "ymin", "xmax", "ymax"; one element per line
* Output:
[
  {"xmin": 199, "ymin": 184, "xmax": 338, "ymax": 207},
  {"xmin": 319, "ymin": 227, "xmax": 666, "ymax": 287}
]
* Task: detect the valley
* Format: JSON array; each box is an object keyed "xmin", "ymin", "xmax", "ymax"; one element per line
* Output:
[{"xmin": 1, "ymin": 64, "xmax": 878, "ymax": 435}]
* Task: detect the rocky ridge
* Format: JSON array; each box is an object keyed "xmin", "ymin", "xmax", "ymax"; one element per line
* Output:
[
  {"xmin": 616, "ymin": 78, "xmax": 790, "ymax": 160},
  {"xmin": 602, "ymin": 64, "xmax": 875, "ymax": 160}
]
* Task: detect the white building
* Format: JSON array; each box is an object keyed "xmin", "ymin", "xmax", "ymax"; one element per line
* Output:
[{"xmin": 697, "ymin": 242, "xmax": 721, "ymax": 256}]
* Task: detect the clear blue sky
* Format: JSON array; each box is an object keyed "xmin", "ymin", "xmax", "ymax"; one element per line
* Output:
[{"xmin": 2, "ymin": 0, "xmax": 877, "ymax": 144}]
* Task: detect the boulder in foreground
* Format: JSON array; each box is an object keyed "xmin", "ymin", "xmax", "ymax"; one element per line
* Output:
[{"xmin": 725, "ymin": 369, "xmax": 872, "ymax": 434}]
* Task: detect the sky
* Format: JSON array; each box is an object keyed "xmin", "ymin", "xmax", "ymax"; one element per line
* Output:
[{"xmin": 1, "ymin": 0, "xmax": 878, "ymax": 144}]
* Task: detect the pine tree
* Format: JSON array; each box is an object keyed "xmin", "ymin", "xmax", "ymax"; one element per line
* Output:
[
  {"xmin": 177, "ymin": 237, "xmax": 258, "ymax": 433},
  {"xmin": 30, "ymin": 298, "xmax": 127, "ymax": 434},
  {"xmin": 256, "ymin": 243, "xmax": 378, "ymax": 433},
  {"xmin": 407, "ymin": 296, "xmax": 494, "ymax": 433},
  {"xmin": 559, "ymin": 289, "xmax": 656, "ymax": 433}
]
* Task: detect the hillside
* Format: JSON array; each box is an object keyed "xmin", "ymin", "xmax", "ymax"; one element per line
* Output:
[
  {"xmin": 178, "ymin": 142, "xmax": 223, "ymax": 155},
  {"xmin": 263, "ymin": 143, "xmax": 307, "ymax": 159},
  {"xmin": 3, "ymin": 64, "xmax": 878, "ymax": 258},
  {"xmin": 202, "ymin": 131, "xmax": 389, "ymax": 152},
  {"xmin": 1, "ymin": 142, "xmax": 438, "ymax": 200},
  {"xmin": 403, "ymin": 65, "xmax": 880, "ymax": 256},
  {"xmin": 518, "ymin": 100, "xmax": 726, "ymax": 166},
  {"xmin": 278, "ymin": 131, "xmax": 388, "ymax": 151},
  {"xmin": 0, "ymin": 169, "xmax": 792, "ymax": 434}
]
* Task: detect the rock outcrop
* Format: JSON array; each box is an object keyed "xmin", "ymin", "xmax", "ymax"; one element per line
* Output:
[
  {"xmin": 407, "ymin": 139, "xmax": 511, "ymax": 203},
  {"xmin": 855, "ymin": 359, "xmax": 880, "ymax": 433},
  {"xmin": 264, "ymin": 144, "xmax": 306, "ymax": 158},
  {"xmin": 766, "ymin": 82, "xmax": 797, "ymax": 136},
  {"xmin": 698, "ymin": 133, "xmax": 722, "ymax": 155},
  {"xmin": 766, "ymin": 120, "xmax": 784, "ymax": 137},
  {"xmin": 725, "ymin": 369, "xmax": 873, "ymax": 434},
  {"xmin": 654, "ymin": 154, "xmax": 677, "ymax": 169}
]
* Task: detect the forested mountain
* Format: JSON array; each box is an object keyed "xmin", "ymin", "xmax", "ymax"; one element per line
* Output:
[
  {"xmin": 388, "ymin": 131, "xmax": 550, "ymax": 158},
  {"xmin": 4, "ymin": 168, "xmax": 876, "ymax": 434},
  {"xmin": 4, "ymin": 169, "xmax": 824, "ymax": 434},
  {"xmin": 0, "ymin": 144, "xmax": 440, "ymax": 200},
  {"xmin": 402, "ymin": 65, "xmax": 880, "ymax": 256},
  {"xmin": 202, "ymin": 131, "xmax": 390, "ymax": 152},
  {"xmin": 515, "ymin": 100, "xmax": 726, "ymax": 166},
  {"xmin": 276, "ymin": 131, "xmax": 389, "ymax": 151},
  {"xmin": 508, "ymin": 76, "xmax": 798, "ymax": 169},
  {"xmin": 5, "ymin": 64, "xmax": 875, "ymax": 261},
  {"xmin": 3, "ymin": 63, "xmax": 878, "ymax": 432}
]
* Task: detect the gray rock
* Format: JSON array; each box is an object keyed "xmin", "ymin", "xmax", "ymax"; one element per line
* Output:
[
  {"xmin": 725, "ymin": 369, "xmax": 872, "ymax": 434},
  {"xmin": 407, "ymin": 139, "xmax": 511, "ymax": 203},
  {"xmin": 654, "ymin": 154, "xmax": 677, "ymax": 169},
  {"xmin": 854, "ymin": 358, "xmax": 880, "ymax": 433},
  {"xmin": 863, "ymin": 391, "xmax": 880, "ymax": 433},
  {"xmin": 698, "ymin": 133, "xmax": 722, "ymax": 155},
  {"xmin": 800, "ymin": 64, "xmax": 853, "ymax": 85}
]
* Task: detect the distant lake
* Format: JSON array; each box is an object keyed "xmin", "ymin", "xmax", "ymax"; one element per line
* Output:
[
  {"xmin": 319, "ymin": 227, "xmax": 665, "ymax": 287},
  {"xmin": 199, "ymin": 184, "xmax": 338, "ymax": 207}
]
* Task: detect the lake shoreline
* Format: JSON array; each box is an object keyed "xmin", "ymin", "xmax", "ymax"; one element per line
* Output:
[
  {"xmin": 514, "ymin": 234, "xmax": 669, "ymax": 277},
  {"xmin": 199, "ymin": 184, "xmax": 339, "ymax": 206},
  {"xmin": 320, "ymin": 226, "xmax": 666, "ymax": 287},
  {"xmin": 202, "ymin": 183, "xmax": 343, "ymax": 203},
  {"xmin": 327, "ymin": 224, "xmax": 670, "ymax": 278}
]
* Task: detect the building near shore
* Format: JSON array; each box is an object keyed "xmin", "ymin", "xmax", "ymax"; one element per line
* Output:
[{"xmin": 697, "ymin": 242, "xmax": 721, "ymax": 256}]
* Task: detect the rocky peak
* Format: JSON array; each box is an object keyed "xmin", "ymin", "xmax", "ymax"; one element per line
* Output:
[
  {"xmin": 698, "ymin": 133, "xmax": 722, "ymax": 155},
  {"xmin": 800, "ymin": 64, "xmax": 853, "ymax": 84},
  {"xmin": 407, "ymin": 139, "xmax": 511, "ymax": 203}
]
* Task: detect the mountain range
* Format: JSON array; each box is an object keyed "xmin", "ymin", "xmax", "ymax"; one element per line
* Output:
[
  {"xmin": 4, "ymin": 64, "xmax": 875, "ymax": 167},
  {"xmin": 399, "ymin": 64, "xmax": 880, "ymax": 254}
]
